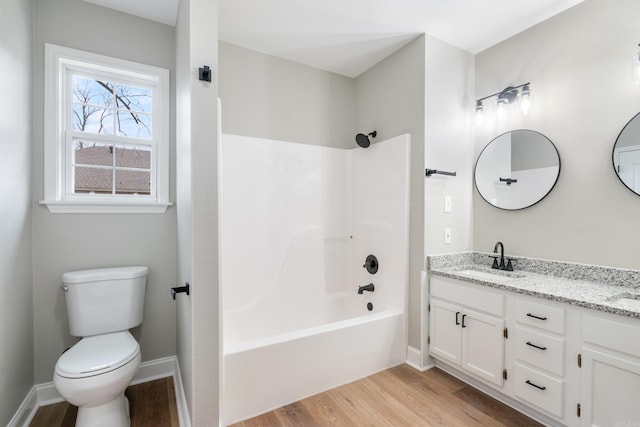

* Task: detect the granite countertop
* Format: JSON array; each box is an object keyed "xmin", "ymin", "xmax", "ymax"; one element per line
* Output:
[{"xmin": 428, "ymin": 253, "xmax": 640, "ymax": 320}]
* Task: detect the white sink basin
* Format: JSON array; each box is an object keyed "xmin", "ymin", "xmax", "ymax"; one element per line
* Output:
[
  {"xmin": 607, "ymin": 293, "xmax": 640, "ymax": 311},
  {"xmin": 455, "ymin": 266, "xmax": 525, "ymax": 280}
]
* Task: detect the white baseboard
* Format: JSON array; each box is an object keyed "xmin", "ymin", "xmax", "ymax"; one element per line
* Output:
[
  {"xmin": 6, "ymin": 386, "xmax": 38, "ymax": 427},
  {"xmin": 10, "ymin": 355, "xmax": 187, "ymax": 427},
  {"xmin": 405, "ymin": 346, "xmax": 434, "ymax": 372},
  {"xmin": 173, "ymin": 357, "xmax": 191, "ymax": 427},
  {"xmin": 131, "ymin": 355, "xmax": 177, "ymax": 385}
]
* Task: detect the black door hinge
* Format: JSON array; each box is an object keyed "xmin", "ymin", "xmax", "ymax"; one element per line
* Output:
[
  {"xmin": 428, "ymin": 303, "xmax": 430, "ymax": 312},
  {"xmin": 577, "ymin": 403, "xmax": 581, "ymax": 417},
  {"xmin": 578, "ymin": 353, "xmax": 582, "ymax": 368},
  {"xmin": 503, "ymin": 327, "xmax": 508, "ymax": 339},
  {"xmin": 427, "ymin": 336, "xmax": 430, "ymax": 345},
  {"xmin": 503, "ymin": 369, "xmax": 508, "ymax": 380}
]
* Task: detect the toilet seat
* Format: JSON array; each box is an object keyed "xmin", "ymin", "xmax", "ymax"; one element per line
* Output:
[{"xmin": 56, "ymin": 331, "xmax": 139, "ymax": 379}]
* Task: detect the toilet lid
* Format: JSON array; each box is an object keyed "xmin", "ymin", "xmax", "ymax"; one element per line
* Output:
[{"xmin": 56, "ymin": 331, "xmax": 139, "ymax": 378}]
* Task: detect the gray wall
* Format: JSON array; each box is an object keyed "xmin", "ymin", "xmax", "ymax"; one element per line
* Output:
[
  {"xmin": 32, "ymin": 0, "xmax": 177, "ymax": 383},
  {"xmin": 175, "ymin": 0, "xmax": 193, "ymax": 418},
  {"xmin": 355, "ymin": 35, "xmax": 426, "ymax": 349},
  {"xmin": 424, "ymin": 37, "xmax": 475, "ymax": 256},
  {"xmin": 219, "ymin": 41, "xmax": 355, "ymax": 148},
  {"xmin": 176, "ymin": 0, "xmax": 220, "ymax": 424},
  {"xmin": 474, "ymin": 0, "xmax": 640, "ymax": 268},
  {"xmin": 0, "ymin": 0, "xmax": 34, "ymax": 424}
]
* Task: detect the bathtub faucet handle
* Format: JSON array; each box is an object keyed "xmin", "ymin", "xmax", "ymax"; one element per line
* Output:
[{"xmin": 357, "ymin": 283, "xmax": 375, "ymax": 294}]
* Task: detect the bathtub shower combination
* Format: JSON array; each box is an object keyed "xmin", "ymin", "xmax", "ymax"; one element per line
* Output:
[{"xmin": 220, "ymin": 133, "xmax": 410, "ymax": 425}]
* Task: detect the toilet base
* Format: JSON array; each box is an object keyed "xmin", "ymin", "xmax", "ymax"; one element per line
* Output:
[{"xmin": 75, "ymin": 393, "xmax": 130, "ymax": 427}]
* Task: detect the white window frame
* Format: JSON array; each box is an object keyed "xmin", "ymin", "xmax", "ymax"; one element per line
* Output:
[{"xmin": 41, "ymin": 43, "xmax": 171, "ymax": 213}]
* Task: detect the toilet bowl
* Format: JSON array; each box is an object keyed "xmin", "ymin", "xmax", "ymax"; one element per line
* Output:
[
  {"xmin": 54, "ymin": 332, "xmax": 141, "ymax": 427},
  {"xmin": 53, "ymin": 266, "xmax": 148, "ymax": 427}
]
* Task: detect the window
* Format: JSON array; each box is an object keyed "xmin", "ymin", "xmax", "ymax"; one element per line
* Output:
[{"xmin": 42, "ymin": 44, "xmax": 170, "ymax": 213}]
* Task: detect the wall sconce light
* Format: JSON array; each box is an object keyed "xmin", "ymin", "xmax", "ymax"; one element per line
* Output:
[
  {"xmin": 475, "ymin": 100, "xmax": 484, "ymax": 125},
  {"xmin": 475, "ymin": 82, "xmax": 531, "ymax": 125},
  {"xmin": 633, "ymin": 44, "xmax": 640, "ymax": 85}
]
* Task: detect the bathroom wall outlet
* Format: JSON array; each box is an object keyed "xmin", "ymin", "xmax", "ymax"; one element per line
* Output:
[
  {"xmin": 444, "ymin": 228, "xmax": 452, "ymax": 244},
  {"xmin": 444, "ymin": 195, "xmax": 452, "ymax": 213}
]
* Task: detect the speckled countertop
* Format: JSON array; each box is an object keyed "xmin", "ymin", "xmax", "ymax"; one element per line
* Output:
[{"xmin": 427, "ymin": 252, "xmax": 640, "ymax": 319}]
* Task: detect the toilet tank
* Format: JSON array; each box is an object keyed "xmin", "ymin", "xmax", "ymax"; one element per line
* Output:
[{"xmin": 62, "ymin": 266, "xmax": 148, "ymax": 337}]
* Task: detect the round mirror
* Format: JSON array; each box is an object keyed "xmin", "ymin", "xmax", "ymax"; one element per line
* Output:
[
  {"xmin": 613, "ymin": 112, "xmax": 640, "ymax": 196},
  {"xmin": 475, "ymin": 130, "xmax": 561, "ymax": 210}
]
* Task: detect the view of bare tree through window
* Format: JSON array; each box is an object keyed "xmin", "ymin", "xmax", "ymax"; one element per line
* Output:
[{"xmin": 71, "ymin": 76, "xmax": 152, "ymax": 195}]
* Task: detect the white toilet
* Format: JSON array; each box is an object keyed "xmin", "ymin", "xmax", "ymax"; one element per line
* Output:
[{"xmin": 54, "ymin": 266, "xmax": 148, "ymax": 427}]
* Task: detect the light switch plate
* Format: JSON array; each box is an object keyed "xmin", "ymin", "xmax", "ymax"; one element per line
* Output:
[{"xmin": 444, "ymin": 195, "xmax": 452, "ymax": 213}]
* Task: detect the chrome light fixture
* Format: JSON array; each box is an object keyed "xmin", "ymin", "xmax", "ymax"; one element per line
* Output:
[{"xmin": 475, "ymin": 82, "xmax": 531, "ymax": 124}]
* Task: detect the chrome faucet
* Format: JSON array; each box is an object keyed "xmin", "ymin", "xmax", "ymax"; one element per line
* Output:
[
  {"xmin": 491, "ymin": 241, "xmax": 514, "ymax": 271},
  {"xmin": 358, "ymin": 283, "xmax": 375, "ymax": 294}
]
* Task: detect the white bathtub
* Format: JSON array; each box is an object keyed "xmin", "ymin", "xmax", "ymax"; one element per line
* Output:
[{"xmin": 222, "ymin": 296, "xmax": 406, "ymax": 425}]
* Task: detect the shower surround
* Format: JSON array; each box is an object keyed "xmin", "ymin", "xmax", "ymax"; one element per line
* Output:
[{"xmin": 220, "ymin": 133, "xmax": 410, "ymax": 425}]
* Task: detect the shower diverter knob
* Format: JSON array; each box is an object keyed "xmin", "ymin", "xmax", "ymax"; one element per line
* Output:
[{"xmin": 363, "ymin": 255, "xmax": 379, "ymax": 274}]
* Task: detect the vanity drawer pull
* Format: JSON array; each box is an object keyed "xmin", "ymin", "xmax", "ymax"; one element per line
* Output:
[
  {"xmin": 526, "ymin": 313, "xmax": 547, "ymax": 321},
  {"xmin": 526, "ymin": 341, "xmax": 547, "ymax": 351},
  {"xmin": 526, "ymin": 380, "xmax": 546, "ymax": 391},
  {"xmin": 455, "ymin": 311, "xmax": 460, "ymax": 325}
]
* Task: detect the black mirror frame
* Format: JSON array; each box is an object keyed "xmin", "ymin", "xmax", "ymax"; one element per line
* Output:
[
  {"xmin": 474, "ymin": 129, "xmax": 562, "ymax": 211},
  {"xmin": 612, "ymin": 111, "xmax": 640, "ymax": 197}
]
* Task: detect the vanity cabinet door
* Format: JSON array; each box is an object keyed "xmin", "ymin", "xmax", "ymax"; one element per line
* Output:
[
  {"xmin": 429, "ymin": 298, "xmax": 505, "ymax": 387},
  {"xmin": 429, "ymin": 299, "xmax": 462, "ymax": 365},
  {"xmin": 461, "ymin": 308, "xmax": 505, "ymax": 387},
  {"xmin": 579, "ymin": 347, "xmax": 640, "ymax": 426}
]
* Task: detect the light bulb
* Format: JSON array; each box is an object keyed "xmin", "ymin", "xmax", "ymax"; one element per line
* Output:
[
  {"xmin": 475, "ymin": 101, "xmax": 484, "ymax": 126},
  {"xmin": 633, "ymin": 44, "xmax": 640, "ymax": 85},
  {"xmin": 497, "ymin": 100, "xmax": 507, "ymax": 119},
  {"xmin": 520, "ymin": 84, "xmax": 531, "ymax": 115}
]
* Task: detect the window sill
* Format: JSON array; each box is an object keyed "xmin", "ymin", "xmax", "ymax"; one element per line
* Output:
[{"xmin": 39, "ymin": 200, "xmax": 173, "ymax": 214}]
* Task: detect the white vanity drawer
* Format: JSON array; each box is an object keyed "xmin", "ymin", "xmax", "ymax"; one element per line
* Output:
[
  {"xmin": 515, "ymin": 299, "xmax": 565, "ymax": 334},
  {"xmin": 514, "ymin": 326, "xmax": 565, "ymax": 376},
  {"xmin": 430, "ymin": 277, "xmax": 504, "ymax": 316},
  {"xmin": 514, "ymin": 362, "xmax": 564, "ymax": 417}
]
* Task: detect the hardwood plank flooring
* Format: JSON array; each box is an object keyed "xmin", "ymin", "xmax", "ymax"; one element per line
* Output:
[
  {"xmin": 30, "ymin": 366, "xmax": 542, "ymax": 427},
  {"xmin": 232, "ymin": 365, "xmax": 543, "ymax": 427},
  {"xmin": 29, "ymin": 377, "xmax": 179, "ymax": 427}
]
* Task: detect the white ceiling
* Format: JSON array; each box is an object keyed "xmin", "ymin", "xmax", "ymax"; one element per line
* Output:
[{"xmin": 85, "ymin": 0, "xmax": 586, "ymax": 77}]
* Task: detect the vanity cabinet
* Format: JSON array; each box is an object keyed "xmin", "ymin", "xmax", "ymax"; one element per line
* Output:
[
  {"xmin": 579, "ymin": 314, "xmax": 640, "ymax": 426},
  {"xmin": 429, "ymin": 277, "xmax": 505, "ymax": 387},
  {"xmin": 428, "ymin": 266, "xmax": 640, "ymax": 427}
]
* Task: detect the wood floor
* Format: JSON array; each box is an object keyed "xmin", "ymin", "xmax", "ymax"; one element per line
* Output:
[
  {"xmin": 30, "ymin": 366, "xmax": 541, "ymax": 427},
  {"xmin": 29, "ymin": 377, "xmax": 179, "ymax": 427},
  {"xmin": 231, "ymin": 365, "xmax": 542, "ymax": 427}
]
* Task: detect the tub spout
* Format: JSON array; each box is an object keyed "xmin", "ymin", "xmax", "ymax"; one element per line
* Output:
[{"xmin": 358, "ymin": 283, "xmax": 375, "ymax": 294}]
